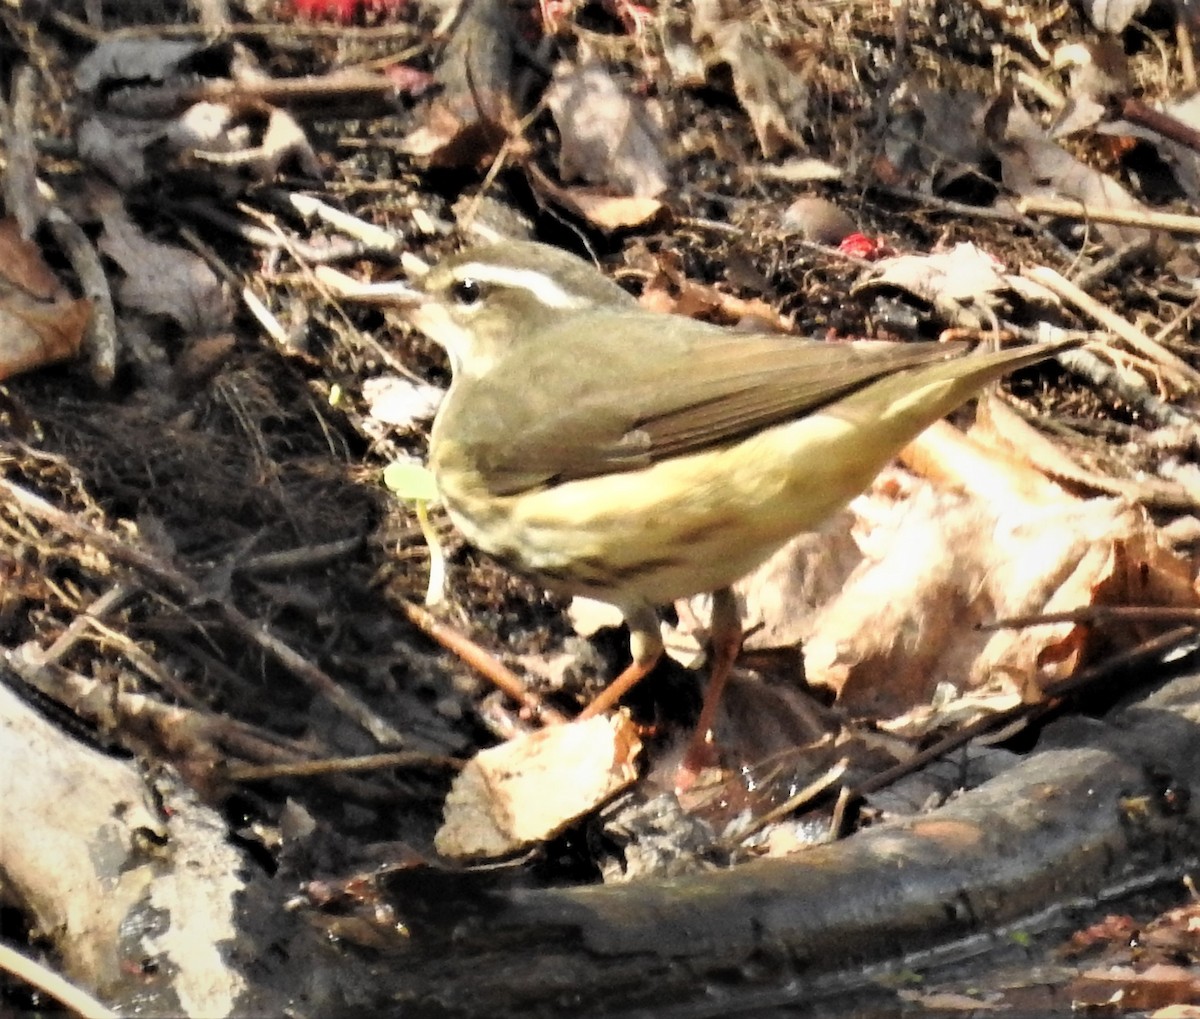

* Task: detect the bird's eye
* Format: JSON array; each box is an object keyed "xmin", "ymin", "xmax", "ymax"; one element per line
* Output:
[{"xmin": 449, "ymin": 278, "xmax": 486, "ymax": 307}]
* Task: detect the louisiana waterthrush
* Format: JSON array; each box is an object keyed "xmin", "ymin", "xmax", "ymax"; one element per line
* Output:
[{"xmin": 397, "ymin": 240, "xmax": 1076, "ymax": 772}]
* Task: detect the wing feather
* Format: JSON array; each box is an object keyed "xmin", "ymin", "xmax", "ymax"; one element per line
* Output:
[{"xmin": 443, "ymin": 313, "xmax": 977, "ymax": 496}]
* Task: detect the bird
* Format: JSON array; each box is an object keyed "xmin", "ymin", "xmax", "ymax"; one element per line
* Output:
[{"xmin": 395, "ymin": 238, "xmax": 1077, "ymax": 780}]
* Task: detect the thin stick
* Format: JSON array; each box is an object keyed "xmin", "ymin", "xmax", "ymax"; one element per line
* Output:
[
  {"xmin": 227, "ymin": 750, "xmax": 463, "ymax": 782},
  {"xmin": 0, "ymin": 942, "xmax": 115, "ymax": 1019},
  {"xmin": 848, "ymin": 625, "xmax": 1200, "ymax": 800},
  {"xmin": 1025, "ymin": 265, "xmax": 1200, "ymax": 390},
  {"xmin": 48, "ymin": 9, "xmax": 420, "ymax": 43},
  {"xmin": 1017, "ymin": 196, "xmax": 1200, "ymax": 235},
  {"xmin": 0, "ymin": 477, "xmax": 403, "ymax": 746},
  {"xmin": 400, "ymin": 601, "xmax": 570, "ymax": 725}
]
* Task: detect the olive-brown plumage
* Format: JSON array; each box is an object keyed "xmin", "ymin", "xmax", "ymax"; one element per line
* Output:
[{"xmin": 403, "ymin": 240, "xmax": 1077, "ymax": 781}]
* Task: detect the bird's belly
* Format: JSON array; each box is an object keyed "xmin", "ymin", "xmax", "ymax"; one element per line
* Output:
[{"xmin": 440, "ymin": 409, "xmax": 902, "ymax": 606}]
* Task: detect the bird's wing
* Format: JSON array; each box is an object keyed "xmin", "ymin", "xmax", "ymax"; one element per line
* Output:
[{"xmin": 445, "ymin": 314, "xmax": 980, "ymax": 496}]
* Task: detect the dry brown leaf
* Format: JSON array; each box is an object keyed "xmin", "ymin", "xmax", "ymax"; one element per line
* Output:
[
  {"xmin": 997, "ymin": 101, "xmax": 1155, "ymax": 251},
  {"xmin": 0, "ymin": 218, "xmax": 91, "ymax": 380},
  {"xmin": 1084, "ymin": 0, "xmax": 1151, "ymax": 32},
  {"xmin": 636, "ymin": 253, "xmax": 793, "ymax": 330},
  {"xmin": 435, "ymin": 715, "xmax": 641, "ymax": 859},
  {"xmin": 1107, "ymin": 94, "xmax": 1200, "ymax": 205},
  {"xmin": 673, "ymin": 411, "xmax": 1196, "ymax": 723},
  {"xmin": 897, "ymin": 990, "xmax": 1003, "ymax": 1011},
  {"xmin": 525, "ymin": 165, "xmax": 664, "ymax": 231},
  {"xmin": 788, "ymin": 486, "xmax": 1090, "ymax": 712},
  {"xmin": 76, "ymin": 116, "xmax": 160, "ymax": 190},
  {"xmin": 249, "ymin": 107, "xmax": 322, "ymax": 179},
  {"xmin": 74, "ymin": 37, "xmax": 207, "ymax": 93},
  {"xmin": 0, "ymin": 287, "xmax": 91, "ymax": 381},
  {"xmin": 905, "ymin": 416, "xmax": 1071, "ymax": 508},
  {"xmin": 90, "ymin": 185, "xmax": 231, "ymax": 335},
  {"xmin": 545, "ymin": 61, "xmax": 668, "ymax": 198},
  {"xmin": 0, "ymin": 219, "xmax": 66, "ymax": 300},
  {"xmin": 853, "ymin": 243, "xmax": 1060, "ymax": 329},
  {"xmin": 878, "ymin": 84, "xmax": 992, "ymax": 191},
  {"xmin": 1054, "ymin": 40, "xmax": 1129, "ymax": 103},
  {"xmin": 693, "ymin": 4, "xmax": 808, "ymax": 158},
  {"xmin": 401, "ymin": 0, "xmax": 519, "ymax": 169}
]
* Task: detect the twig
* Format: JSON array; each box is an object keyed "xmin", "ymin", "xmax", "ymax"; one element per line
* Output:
[
  {"xmin": 44, "ymin": 209, "xmax": 119, "ymax": 387},
  {"xmin": 1178, "ymin": 15, "xmax": 1198, "ymax": 93},
  {"xmin": 3, "ymin": 66, "xmax": 118, "ymax": 386},
  {"xmin": 725, "ymin": 759, "xmax": 848, "ymax": 849},
  {"xmin": 128, "ymin": 70, "xmax": 399, "ymax": 119},
  {"xmin": 1054, "ymin": 348, "xmax": 1194, "ymax": 430},
  {"xmin": 286, "ymin": 193, "xmax": 401, "ymax": 254},
  {"xmin": 1070, "ymin": 239, "xmax": 1151, "ymax": 290},
  {"xmin": 1153, "ymin": 292, "xmax": 1200, "ymax": 347},
  {"xmin": 1, "ymin": 65, "xmax": 46, "ymax": 236},
  {"xmin": 0, "ymin": 477, "xmax": 404, "ymax": 746},
  {"xmin": 226, "ymin": 749, "xmax": 462, "ymax": 782},
  {"xmin": 982, "ymin": 605, "xmax": 1200, "ymax": 630},
  {"xmin": 35, "ymin": 582, "xmax": 138, "ymax": 666},
  {"xmin": 1122, "ymin": 98, "xmax": 1200, "ymax": 155},
  {"xmin": 1025, "ymin": 265, "xmax": 1200, "ymax": 391},
  {"xmin": 6, "ymin": 648, "xmax": 402, "ymax": 803},
  {"xmin": 1017, "ymin": 196, "xmax": 1200, "ymax": 235},
  {"xmin": 239, "ymin": 535, "xmax": 363, "ymax": 576},
  {"xmin": 848, "ymin": 625, "xmax": 1200, "ymax": 800},
  {"xmin": 400, "ymin": 601, "xmax": 570, "ymax": 725},
  {"xmin": 175, "ymin": 200, "xmax": 364, "ymax": 263},
  {"xmin": 868, "ymin": 184, "xmax": 1076, "ymax": 261},
  {"xmin": 0, "ymin": 942, "xmax": 115, "ymax": 1019},
  {"xmin": 48, "ymin": 9, "xmax": 421, "ymax": 43}
]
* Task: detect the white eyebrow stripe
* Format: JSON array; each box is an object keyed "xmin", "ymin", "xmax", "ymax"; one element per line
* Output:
[{"xmin": 453, "ymin": 262, "xmax": 594, "ymax": 309}]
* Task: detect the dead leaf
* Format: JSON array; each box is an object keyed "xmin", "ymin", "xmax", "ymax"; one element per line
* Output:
[
  {"xmin": 0, "ymin": 286, "xmax": 91, "ymax": 381},
  {"xmin": 0, "ymin": 218, "xmax": 91, "ymax": 380},
  {"xmin": 1104, "ymin": 94, "xmax": 1200, "ymax": 205},
  {"xmin": 435, "ymin": 715, "xmax": 641, "ymax": 859},
  {"xmin": 877, "ymin": 84, "xmax": 991, "ymax": 191},
  {"xmin": 249, "ymin": 107, "xmax": 323, "ymax": 179},
  {"xmin": 693, "ymin": 0, "xmax": 809, "ymax": 157},
  {"xmin": 672, "ymin": 411, "xmax": 1197, "ymax": 722},
  {"xmin": 1054, "ymin": 40, "xmax": 1129, "ymax": 102},
  {"xmin": 635, "ymin": 249, "xmax": 793, "ymax": 329},
  {"xmin": 1084, "ymin": 0, "xmax": 1151, "ymax": 33},
  {"xmin": 74, "ymin": 37, "xmax": 209, "ymax": 93},
  {"xmin": 661, "ymin": 21, "xmax": 708, "ymax": 86},
  {"xmin": 995, "ymin": 101, "xmax": 1155, "ymax": 251},
  {"xmin": 172, "ymin": 334, "xmax": 237, "ymax": 391},
  {"xmin": 1071, "ymin": 963, "xmax": 1200, "ymax": 1010},
  {"xmin": 165, "ymin": 101, "xmax": 246, "ymax": 154},
  {"xmin": 545, "ymin": 61, "xmax": 669, "ymax": 198},
  {"xmin": 525, "ymin": 164, "xmax": 664, "ymax": 231},
  {"xmin": 0, "ymin": 218, "xmax": 66, "ymax": 300},
  {"xmin": 401, "ymin": 0, "xmax": 519, "ymax": 168},
  {"xmin": 853, "ymin": 242, "xmax": 1059, "ymax": 329},
  {"xmin": 897, "ymin": 990, "xmax": 1003, "ymax": 1011},
  {"xmin": 76, "ymin": 115, "xmax": 161, "ymax": 190},
  {"xmin": 91, "ymin": 185, "xmax": 231, "ymax": 335}
]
